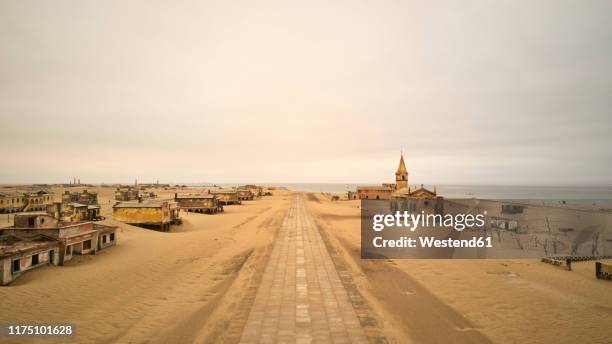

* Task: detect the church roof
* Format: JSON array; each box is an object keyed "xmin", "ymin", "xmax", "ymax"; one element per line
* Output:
[{"xmin": 395, "ymin": 154, "xmax": 408, "ymax": 176}]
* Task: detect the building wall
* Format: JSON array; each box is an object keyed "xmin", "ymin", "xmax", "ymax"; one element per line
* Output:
[
  {"xmin": 212, "ymin": 193, "xmax": 240, "ymax": 204},
  {"xmin": 176, "ymin": 198, "xmax": 216, "ymax": 209},
  {"xmin": 0, "ymin": 193, "xmax": 53, "ymax": 213},
  {"xmin": 357, "ymin": 189, "xmax": 393, "ymax": 200},
  {"xmin": 0, "ymin": 246, "xmax": 58, "ymax": 286},
  {"xmin": 13, "ymin": 214, "xmax": 59, "ymax": 228},
  {"xmin": 113, "ymin": 207, "xmax": 168, "ymax": 224},
  {"xmin": 98, "ymin": 232, "xmax": 116, "ymax": 250}
]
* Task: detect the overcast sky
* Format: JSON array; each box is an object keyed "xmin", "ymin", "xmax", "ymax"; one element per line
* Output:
[{"xmin": 1, "ymin": 0, "xmax": 610, "ymax": 185}]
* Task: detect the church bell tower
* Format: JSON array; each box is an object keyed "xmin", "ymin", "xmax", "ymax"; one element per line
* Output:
[{"xmin": 395, "ymin": 153, "xmax": 408, "ymax": 191}]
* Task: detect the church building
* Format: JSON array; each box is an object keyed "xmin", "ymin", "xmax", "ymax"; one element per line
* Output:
[{"xmin": 353, "ymin": 153, "xmax": 437, "ymax": 200}]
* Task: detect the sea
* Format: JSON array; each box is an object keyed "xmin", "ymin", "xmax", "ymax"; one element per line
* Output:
[{"xmin": 194, "ymin": 183, "xmax": 612, "ymax": 201}]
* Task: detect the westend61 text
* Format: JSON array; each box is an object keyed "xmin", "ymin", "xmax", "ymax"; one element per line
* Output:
[{"xmin": 372, "ymin": 236, "xmax": 493, "ymax": 248}]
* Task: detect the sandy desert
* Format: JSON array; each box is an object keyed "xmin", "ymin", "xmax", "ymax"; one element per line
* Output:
[{"xmin": 1, "ymin": 186, "xmax": 610, "ymax": 344}]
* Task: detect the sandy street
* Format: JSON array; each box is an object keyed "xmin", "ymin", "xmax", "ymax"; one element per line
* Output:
[{"xmin": 0, "ymin": 187, "xmax": 292, "ymax": 344}]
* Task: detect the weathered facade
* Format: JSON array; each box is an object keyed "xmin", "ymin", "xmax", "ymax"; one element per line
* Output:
[
  {"xmin": 115, "ymin": 187, "xmax": 139, "ymax": 201},
  {"xmin": 2, "ymin": 213, "xmax": 117, "ymax": 275},
  {"xmin": 236, "ymin": 189, "xmax": 254, "ymax": 201},
  {"xmin": 61, "ymin": 190, "xmax": 99, "ymax": 205},
  {"xmin": 0, "ymin": 190, "xmax": 54, "ymax": 213},
  {"xmin": 240, "ymin": 185, "xmax": 263, "ymax": 197},
  {"xmin": 356, "ymin": 186, "xmax": 394, "ymax": 200},
  {"xmin": 95, "ymin": 224, "xmax": 117, "ymax": 250},
  {"xmin": 47, "ymin": 202, "xmax": 102, "ymax": 222},
  {"xmin": 1, "ymin": 216, "xmax": 117, "ymax": 285},
  {"xmin": 210, "ymin": 190, "xmax": 241, "ymax": 205},
  {"xmin": 174, "ymin": 194, "xmax": 223, "ymax": 214},
  {"xmin": 0, "ymin": 233, "xmax": 60, "ymax": 286},
  {"xmin": 113, "ymin": 201, "xmax": 181, "ymax": 231}
]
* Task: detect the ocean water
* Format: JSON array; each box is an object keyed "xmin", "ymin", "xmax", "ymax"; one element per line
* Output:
[{"xmin": 201, "ymin": 183, "xmax": 612, "ymax": 200}]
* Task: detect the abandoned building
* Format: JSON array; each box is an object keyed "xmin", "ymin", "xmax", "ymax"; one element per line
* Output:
[
  {"xmin": 210, "ymin": 190, "xmax": 241, "ymax": 205},
  {"xmin": 0, "ymin": 213, "xmax": 118, "ymax": 284},
  {"xmin": 236, "ymin": 189, "xmax": 255, "ymax": 201},
  {"xmin": 354, "ymin": 153, "xmax": 440, "ymax": 203},
  {"xmin": 113, "ymin": 200, "xmax": 181, "ymax": 232},
  {"xmin": 356, "ymin": 186, "xmax": 394, "ymax": 200},
  {"xmin": 0, "ymin": 232, "xmax": 59, "ymax": 286},
  {"xmin": 0, "ymin": 190, "xmax": 54, "ymax": 214},
  {"xmin": 61, "ymin": 190, "xmax": 99, "ymax": 205},
  {"xmin": 239, "ymin": 185, "xmax": 264, "ymax": 197},
  {"xmin": 174, "ymin": 193, "xmax": 223, "ymax": 214},
  {"xmin": 47, "ymin": 202, "xmax": 102, "ymax": 222},
  {"xmin": 115, "ymin": 187, "xmax": 139, "ymax": 201},
  {"xmin": 95, "ymin": 224, "xmax": 117, "ymax": 250}
]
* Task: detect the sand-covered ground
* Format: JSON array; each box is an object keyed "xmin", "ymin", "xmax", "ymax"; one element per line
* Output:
[
  {"xmin": 305, "ymin": 193, "xmax": 612, "ymax": 344},
  {"xmin": 0, "ymin": 186, "xmax": 292, "ymax": 344},
  {"xmin": 1, "ymin": 187, "xmax": 611, "ymax": 344}
]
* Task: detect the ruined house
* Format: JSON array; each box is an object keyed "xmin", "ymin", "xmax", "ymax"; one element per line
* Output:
[
  {"xmin": 174, "ymin": 193, "xmax": 223, "ymax": 214},
  {"xmin": 236, "ymin": 189, "xmax": 254, "ymax": 201},
  {"xmin": 0, "ymin": 190, "xmax": 54, "ymax": 214},
  {"xmin": 356, "ymin": 186, "xmax": 394, "ymax": 200},
  {"xmin": 0, "ymin": 232, "xmax": 59, "ymax": 286},
  {"xmin": 61, "ymin": 190, "xmax": 99, "ymax": 205},
  {"xmin": 209, "ymin": 190, "xmax": 241, "ymax": 205},
  {"xmin": 95, "ymin": 224, "xmax": 116, "ymax": 250},
  {"xmin": 114, "ymin": 187, "xmax": 139, "ymax": 201},
  {"xmin": 1, "ymin": 213, "xmax": 117, "ymax": 277},
  {"xmin": 113, "ymin": 200, "xmax": 181, "ymax": 232},
  {"xmin": 239, "ymin": 185, "xmax": 263, "ymax": 197},
  {"xmin": 47, "ymin": 202, "xmax": 102, "ymax": 222}
]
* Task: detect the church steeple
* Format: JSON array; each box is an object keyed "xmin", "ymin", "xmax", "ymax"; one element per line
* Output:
[{"xmin": 395, "ymin": 152, "xmax": 408, "ymax": 190}]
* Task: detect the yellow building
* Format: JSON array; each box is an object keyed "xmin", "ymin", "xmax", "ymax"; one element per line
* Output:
[
  {"xmin": 113, "ymin": 201, "xmax": 181, "ymax": 232},
  {"xmin": 174, "ymin": 194, "xmax": 223, "ymax": 214},
  {"xmin": 210, "ymin": 190, "xmax": 241, "ymax": 205},
  {"xmin": 0, "ymin": 190, "xmax": 54, "ymax": 213}
]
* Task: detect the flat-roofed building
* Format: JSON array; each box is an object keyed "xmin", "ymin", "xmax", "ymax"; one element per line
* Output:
[
  {"xmin": 0, "ymin": 214, "xmax": 117, "ymax": 285},
  {"xmin": 113, "ymin": 200, "xmax": 181, "ymax": 232},
  {"xmin": 210, "ymin": 190, "xmax": 241, "ymax": 205},
  {"xmin": 174, "ymin": 193, "xmax": 223, "ymax": 214},
  {"xmin": 236, "ymin": 189, "xmax": 254, "ymax": 201},
  {"xmin": 356, "ymin": 186, "xmax": 394, "ymax": 200},
  {"xmin": 95, "ymin": 224, "xmax": 117, "ymax": 250},
  {"xmin": 0, "ymin": 232, "xmax": 60, "ymax": 285},
  {"xmin": 61, "ymin": 190, "xmax": 98, "ymax": 205},
  {"xmin": 0, "ymin": 191, "xmax": 24, "ymax": 213},
  {"xmin": 47, "ymin": 202, "xmax": 102, "ymax": 222},
  {"xmin": 0, "ymin": 190, "xmax": 54, "ymax": 213},
  {"xmin": 4, "ymin": 213, "xmax": 117, "ymax": 266},
  {"xmin": 115, "ymin": 187, "xmax": 139, "ymax": 201}
]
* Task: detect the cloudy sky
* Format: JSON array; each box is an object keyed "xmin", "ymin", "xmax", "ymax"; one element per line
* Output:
[{"xmin": 1, "ymin": 0, "xmax": 610, "ymax": 185}]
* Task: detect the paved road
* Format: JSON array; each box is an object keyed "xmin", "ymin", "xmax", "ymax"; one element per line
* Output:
[{"xmin": 240, "ymin": 195, "xmax": 369, "ymax": 344}]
